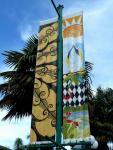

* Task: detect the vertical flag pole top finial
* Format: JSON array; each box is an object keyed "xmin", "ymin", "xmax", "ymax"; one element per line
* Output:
[{"xmin": 50, "ymin": 0, "xmax": 63, "ymax": 17}]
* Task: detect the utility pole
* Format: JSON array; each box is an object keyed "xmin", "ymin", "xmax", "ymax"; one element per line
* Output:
[{"xmin": 50, "ymin": 0, "xmax": 63, "ymax": 149}]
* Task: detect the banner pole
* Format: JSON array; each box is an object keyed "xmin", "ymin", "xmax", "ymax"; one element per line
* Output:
[
  {"xmin": 50, "ymin": 1, "xmax": 63, "ymax": 149},
  {"xmin": 56, "ymin": 4, "xmax": 63, "ymax": 150},
  {"xmin": 51, "ymin": 0, "xmax": 60, "ymax": 17}
]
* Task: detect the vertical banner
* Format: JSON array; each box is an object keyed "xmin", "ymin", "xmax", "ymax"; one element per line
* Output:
[
  {"xmin": 30, "ymin": 21, "xmax": 58, "ymax": 143},
  {"xmin": 30, "ymin": 11, "xmax": 90, "ymax": 143},
  {"xmin": 63, "ymin": 12, "xmax": 90, "ymax": 141}
]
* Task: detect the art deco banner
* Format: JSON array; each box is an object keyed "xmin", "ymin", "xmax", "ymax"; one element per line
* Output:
[
  {"xmin": 30, "ymin": 12, "xmax": 90, "ymax": 143},
  {"xmin": 63, "ymin": 12, "xmax": 90, "ymax": 141},
  {"xmin": 30, "ymin": 21, "xmax": 58, "ymax": 143}
]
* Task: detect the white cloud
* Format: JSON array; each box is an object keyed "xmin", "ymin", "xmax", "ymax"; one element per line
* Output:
[
  {"xmin": 83, "ymin": 1, "xmax": 113, "ymax": 89},
  {"xmin": 19, "ymin": 20, "xmax": 39, "ymax": 41},
  {"xmin": 63, "ymin": 0, "xmax": 113, "ymax": 16},
  {"xmin": 0, "ymin": 111, "xmax": 31, "ymax": 148},
  {"xmin": 86, "ymin": 0, "xmax": 113, "ymax": 16},
  {"xmin": 19, "ymin": 24, "xmax": 34, "ymax": 41}
]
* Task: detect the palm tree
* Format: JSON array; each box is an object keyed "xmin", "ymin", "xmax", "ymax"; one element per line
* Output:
[
  {"xmin": 84, "ymin": 61, "xmax": 93, "ymax": 100},
  {"xmin": 14, "ymin": 138, "xmax": 23, "ymax": 150},
  {"xmin": 0, "ymin": 35, "xmax": 38, "ymax": 120}
]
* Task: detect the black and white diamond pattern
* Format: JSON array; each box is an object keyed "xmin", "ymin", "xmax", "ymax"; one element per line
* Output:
[{"xmin": 63, "ymin": 79, "xmax": 88, "ymax": 107}]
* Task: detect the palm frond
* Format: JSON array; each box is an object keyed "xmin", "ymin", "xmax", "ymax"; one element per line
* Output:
[
  {"xmin": 0, "ymin": 35, "xmax": 38, "ymax": 119},
  {"xmin": 2, "ymin": 51, "xmax": 23, "ymax": 68},
  {"xmin": 85, "ymin": 61, "xmax": 93, "ymax": 101}
]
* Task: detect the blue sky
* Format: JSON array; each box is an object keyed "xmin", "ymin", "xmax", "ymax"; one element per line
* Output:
[{"xmin": 0, "ymin": 0, "xmax": 113, "ymax": 148}]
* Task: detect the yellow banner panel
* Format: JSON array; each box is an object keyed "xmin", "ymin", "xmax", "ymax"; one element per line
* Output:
[{"xmin": 30, "ymin": 21, "xmax": 58, "ymax": 143}]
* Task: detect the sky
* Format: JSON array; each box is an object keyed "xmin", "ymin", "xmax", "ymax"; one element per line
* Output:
[{"xmin": 0, "ymin": 0, "xmax": 113, "ymax": 148}]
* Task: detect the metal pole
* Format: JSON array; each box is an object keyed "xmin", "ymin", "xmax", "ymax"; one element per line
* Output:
[
  {"xmin": 50, "ymin": 0, "xmax": 63, "ymax": 149},
  {"xmin": 51, "ymin": 0, "xmax": 60, "ymax": 17},
  {"xmin": 56, "ymin": 4, "xmax": 63, "ymax": 150}
]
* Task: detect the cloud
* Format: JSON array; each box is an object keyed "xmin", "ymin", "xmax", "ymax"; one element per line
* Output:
[
  {"xmin": 19, "ymin": 23, "xmax": 38, "ymax": 41},
  {"xmin": 20, "ymin": 24, "xmax": 33, "ymax": 41},
  {"xmin": 18, "ymin": 16, "xmax": 39, "ymax": 41},
  {"xmin": 83, "ymin": 1, "xmax": 113, "ymax": 89},
  {"xmin": 63, "ymin": 0, "xmax": 111, "ymax": 16},
  {"xmin": 0, "ymin": 110, "xmax": 31, "ymax": 148}
]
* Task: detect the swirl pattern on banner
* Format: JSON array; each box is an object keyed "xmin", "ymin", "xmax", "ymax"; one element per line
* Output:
[{"xmin": 30, "ymin": 22, "xmax": 58, "ymax": 143}]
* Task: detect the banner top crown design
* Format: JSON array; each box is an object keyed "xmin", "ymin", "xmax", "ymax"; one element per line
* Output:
[
  {"xmin": 63, "ymin": 15, "xmax": 82, "ymax": 29},
  {"xmin": 63, "ymin": 15, "xmax": 83, "ymax": 38}
]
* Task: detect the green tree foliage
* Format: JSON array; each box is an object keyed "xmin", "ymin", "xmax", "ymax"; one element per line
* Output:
[
  {"xmin": 90, "ymin": 87, "xmax": 113, "ymax": 142},
  {"xmin": 14, "ymin": 138, "xmax": 23, "ymax": 150},
  {"xmin": 0, "ymin": 145, "xmax": 11, "ymax": 150}
]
